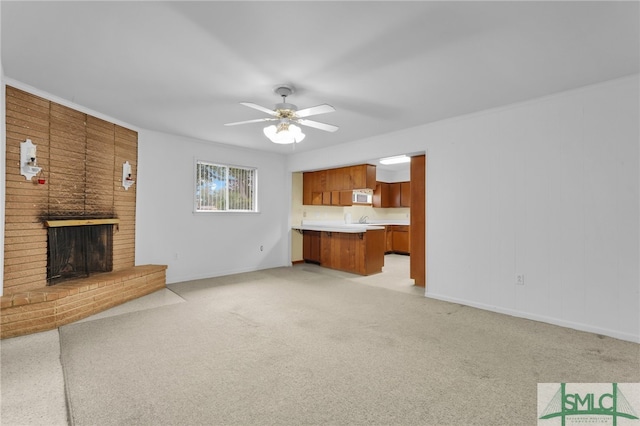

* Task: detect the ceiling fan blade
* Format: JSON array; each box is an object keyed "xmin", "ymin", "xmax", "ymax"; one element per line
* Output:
[
  {"xmin": 295, "ymin": 104, "xmax": 336, "ymax": 118},
  {"xmin": 297, "ymin": 118, "xmax": 339, "ymax": 132},
  {"xmin": 224, "ymin": 118, "xmax": 277, "ymax": 126},
  {"xmin": 240, "ymin": 102, "xmax": 278, "ymax": 116}
]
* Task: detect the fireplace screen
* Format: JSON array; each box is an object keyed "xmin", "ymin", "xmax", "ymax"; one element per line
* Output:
[{"xmin": 47, "ymin": 224, "xmax": 114, "ymax": 284}]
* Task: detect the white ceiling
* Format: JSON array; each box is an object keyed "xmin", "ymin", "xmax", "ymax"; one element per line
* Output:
[{"xmin": 2, "ymin": 1, "xmax": 638, "ymax": 156}]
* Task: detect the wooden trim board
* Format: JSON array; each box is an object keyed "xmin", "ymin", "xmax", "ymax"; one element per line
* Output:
[{"xmin": 44, "ymin": 218, "xmax": 120, "ymax": 227}]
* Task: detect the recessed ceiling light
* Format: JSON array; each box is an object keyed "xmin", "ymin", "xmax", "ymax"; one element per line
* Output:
[{"xmin": 379, "ymin": 155, "xmax": 410, "ymax": 165}]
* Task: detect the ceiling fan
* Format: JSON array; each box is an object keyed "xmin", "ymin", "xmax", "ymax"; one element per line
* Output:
[{"xmin": 224, "ymin": 85, "xmax": 338, "ymax": 144}]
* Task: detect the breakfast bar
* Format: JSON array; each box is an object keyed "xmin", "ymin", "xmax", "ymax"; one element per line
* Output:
[{"xmin": 293, "ymin": 223, "xmax": 386, "ymax": 276}]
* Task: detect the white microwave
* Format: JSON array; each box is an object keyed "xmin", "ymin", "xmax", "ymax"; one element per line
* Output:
[{"xmin": 352, "ymin": 191, "xmax": 373, "ymax": 204}]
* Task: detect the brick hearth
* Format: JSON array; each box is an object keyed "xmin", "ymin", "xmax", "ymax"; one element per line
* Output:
[{"xmin": 1, "ymin": 265, "xmax": 167, "ymax": 339}]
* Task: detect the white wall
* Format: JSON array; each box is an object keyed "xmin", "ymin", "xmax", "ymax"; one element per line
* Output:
[
  {"xmin": 288, "ymin": 75, "xmax": 640, "ymax": 342},
  {"xmin": 135, "ymin": 130, "xmax": 291, "ymax": 284}
]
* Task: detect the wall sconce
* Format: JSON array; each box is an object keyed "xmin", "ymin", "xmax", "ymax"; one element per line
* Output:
[
  {"xmin": 122, "ymin": 161, "xmax": 135, "ymax": 190},
  {"xmin": 20, "ymin": 139, "xmax": 42, "ymax": 181}
]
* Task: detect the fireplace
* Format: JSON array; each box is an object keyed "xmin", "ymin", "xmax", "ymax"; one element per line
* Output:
[{"xmin": 45, "ymin": 219, "xmax": 119, "ymax": 285}]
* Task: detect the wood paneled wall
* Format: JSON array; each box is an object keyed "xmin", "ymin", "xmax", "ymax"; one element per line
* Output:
[{"xmin": 4, "ymin": 86, "xmax": 137, "ymax": 295}]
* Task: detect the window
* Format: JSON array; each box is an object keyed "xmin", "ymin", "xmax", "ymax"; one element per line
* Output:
[{"xmin": 195, "ymin": 161, "xmax": 258, "ymax": 212}]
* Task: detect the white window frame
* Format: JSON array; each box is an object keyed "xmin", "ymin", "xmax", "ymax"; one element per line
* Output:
[{"xmin": 194, "ymin": 160, "xmax": 258, "ymax": 213}]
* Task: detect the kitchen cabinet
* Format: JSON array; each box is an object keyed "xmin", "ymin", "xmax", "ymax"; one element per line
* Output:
[
  {"xmin": 302, "ymin": 164, "xmax": 376, "ymax": 205},
  {"xmin": 320, "ymin": 229, "xmax": 385, "ymax": 275},
  {"xmin": 373, "ymin": 182, "xmax": 390, "ymax": 208},
  {"xmin": 375, "ymin": 181, "xmax": 410, "ymax": 208},
  {"xmin": 338, "ymin": 190, "xmax": 353, "ymax": 206},
  {"xmin": 303, "ymin": 230, "xmax": 321, "ymax": 264},
  {"xmin": 385, "ymin": 225, "xmax": 410, "ymax": 254},
  {"xmin": 302, "ymin": 173, "xmax": 313, "ymax": 205},
  {"xmin": 318, "ymin": 190, "xmax": 352, "ymax": 206},
  {"xmin": 390, "ymin": 183, "xmax": 401, "ymax": 207},
  {"xmin": 392, "ymin": 227, "xmax": 410, "ymax": 254},
  {"xmin": 349, "ymin": 164, "xmax": 376, "ymax": 190},
  {"xmin": 331, "ymin": 191, "xmax": 341, "ymax": 206},
  {"xmin": 326, "ymin": 168, "xmax": 340, "ymax": 191},
  {"xmin": 385, "ymin": 228, "xmax": 393, "ymax": 252},
  {"xmin": 400, "ymin": 182, "xmax": 411, "ymax": 207}
]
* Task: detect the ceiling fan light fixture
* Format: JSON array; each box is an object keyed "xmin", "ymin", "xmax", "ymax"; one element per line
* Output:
[
  {"xmin": 263, "ymin": 123, "xmax": 305, "ymax": 144},
  {"xmin": 226, "ymin": 83, "xmax": 336, "ymax": 144}
]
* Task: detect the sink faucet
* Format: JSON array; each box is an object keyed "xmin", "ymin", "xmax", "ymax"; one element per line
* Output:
[{"xmin": 359, "ymin": 215, "xmax": 369, "ymax": 224}]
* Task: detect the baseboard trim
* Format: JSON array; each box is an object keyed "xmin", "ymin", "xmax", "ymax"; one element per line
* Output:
[{"xmin": 425, "ymin": 292, "xmax": 640, "ymax": 344}]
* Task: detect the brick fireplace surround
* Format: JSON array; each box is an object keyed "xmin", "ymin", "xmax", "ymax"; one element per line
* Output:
[{"xmin": 1, "ymin": 86, "xmax": 167, "ymax": 339}]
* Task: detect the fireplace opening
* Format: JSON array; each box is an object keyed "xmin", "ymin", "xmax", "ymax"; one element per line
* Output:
[{"xmin": 47, "ymin": 223, "xmax": 114, "ymax": 285}]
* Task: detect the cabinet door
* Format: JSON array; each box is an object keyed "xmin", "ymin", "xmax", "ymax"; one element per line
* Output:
[
  {"xmin": 348, "ymin": 165, "xmax": 363, "ymax": 189},
  {"xmin": 373, "ymin": 182, "xmax": 390, "ymax": 208},
  {"xmin": 338, "ymin": 167, "xmax": 350, "ymax": 190},
  {"xmin": 302, "ymin": 172, "xmax": 313, "ymax": 205},
  {"xmin": 322, "ymin": 191, "xmax": 332, "ymax": 205},
  {"xmin": 326, "ymin": 168, "xmax": 338, "ymax": 191},
  {"xmin": 365, "ymin": 164, "xmax": 377, "ymax": 189},
  {"xmin": 331, "ymin": 191, "xmax": 341, "ymax": 205},
  {"xmin": 400, "ymin": 182, "xmax": 411, "ymax": 207},
  {"xmin": 392, "ymin": 230, "xmax": 409, "ymax": 254},
  {"xmin": 339, "ymin": 190, "xmax": 353, "ymax": 206},
  {"xmin": 389, "ymin": 183, "xmax": 401, "ymax": 207},
  {"xmin": 303, "ymin": 231, "xmax": 321, "ymax": 263},
  {"xmin": 319, "ymin": 231, "xmax": 354, "ymax": 272},
  {"xmin": 373, "ymin": 183, "xmax": 382, "ymax": 208},
  {"xmin": 320, "ymin": 231, "xmax": 333, "ymax": 267},
  {"xmin": 385, "ymin": 227, "xmax": 393, "ymax": 252},
  {"xmin": 311, "ymin": 192, "xmax": 323, "ymax": 205},
  {"xmin": 349, "ymin": 164, "xmax": 377, "ymax": 190},
  {"xmin": 316, "ymin": 170, "xmax": 326, "ymax": 192}
]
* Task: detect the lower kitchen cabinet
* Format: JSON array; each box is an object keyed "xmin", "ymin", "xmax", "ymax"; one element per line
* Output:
[
  {"xmin": 320, "ymin": 229, "xmax": 385, "ymax": 275},
  {"xmin": 302, "ymin": 230, "xmax": 321, "ymax": 264},
  {"xmin": 385, "ymin": 225, "xmax": 410, "ymax": 254}
]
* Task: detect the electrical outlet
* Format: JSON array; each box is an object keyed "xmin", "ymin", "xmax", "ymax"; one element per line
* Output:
[
  {"xmin": 260, "ymin": 245, "xmax": 264, "ymax": 252},
  {"xmin": 303, "ymin": 211, "xmax": 307, "ymax": 217},
  {"xmin": 516, "ymin": 274, "xmax": 525, "ymax": 285}
]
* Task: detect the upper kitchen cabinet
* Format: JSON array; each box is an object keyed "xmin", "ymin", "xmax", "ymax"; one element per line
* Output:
[
  {"xmin": 325, "ymin": 167, "xmax": 341, "ymax": 191},
  {"xmin": 373, "ymin": 182, "xmax": 390, "ymax": 208},
  {"xmin": 390, "ymin": 183, "xmax": 401, "ymax": 207},
  {"xmin": 302, "ymin": 164, "xmax": 376, "ymax": 205},
  {"xmin": 303, "ymin": 171, "xmax": 318, "ymax": 205},
  {"xmin": 400, "ymin": 182, "xmax": 411, "ymax": 207},
  {"xmin": 349, "ymin": 164, "xmax": 376, "ymax": 190},
  {"xmin": 374, "ymin": 181, "xmax": 410, "ymax": 208}
]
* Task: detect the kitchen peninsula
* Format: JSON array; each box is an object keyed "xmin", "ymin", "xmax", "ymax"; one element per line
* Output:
[{"xmin": 293, "ymin": 222, "xmax": 387, "ymax": 276}]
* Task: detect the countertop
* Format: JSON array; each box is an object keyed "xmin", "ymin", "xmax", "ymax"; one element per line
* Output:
[{"xmin": 292, "ymin": 220, "xmax": 408, "ymax": 234}]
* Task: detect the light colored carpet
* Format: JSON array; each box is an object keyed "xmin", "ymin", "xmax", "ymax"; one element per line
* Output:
[
  {"xmin": 0, "ymin": 330, "xmax": 68, "ymax": 426},
  {"xmin": 58, "ymin": 263, "xmax": 640, "ymax": 426}
]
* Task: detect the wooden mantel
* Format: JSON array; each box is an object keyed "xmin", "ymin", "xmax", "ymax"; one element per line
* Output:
[{"xmin": 44, "ymin": 218, "xmax": 120, "ymax": 228}]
